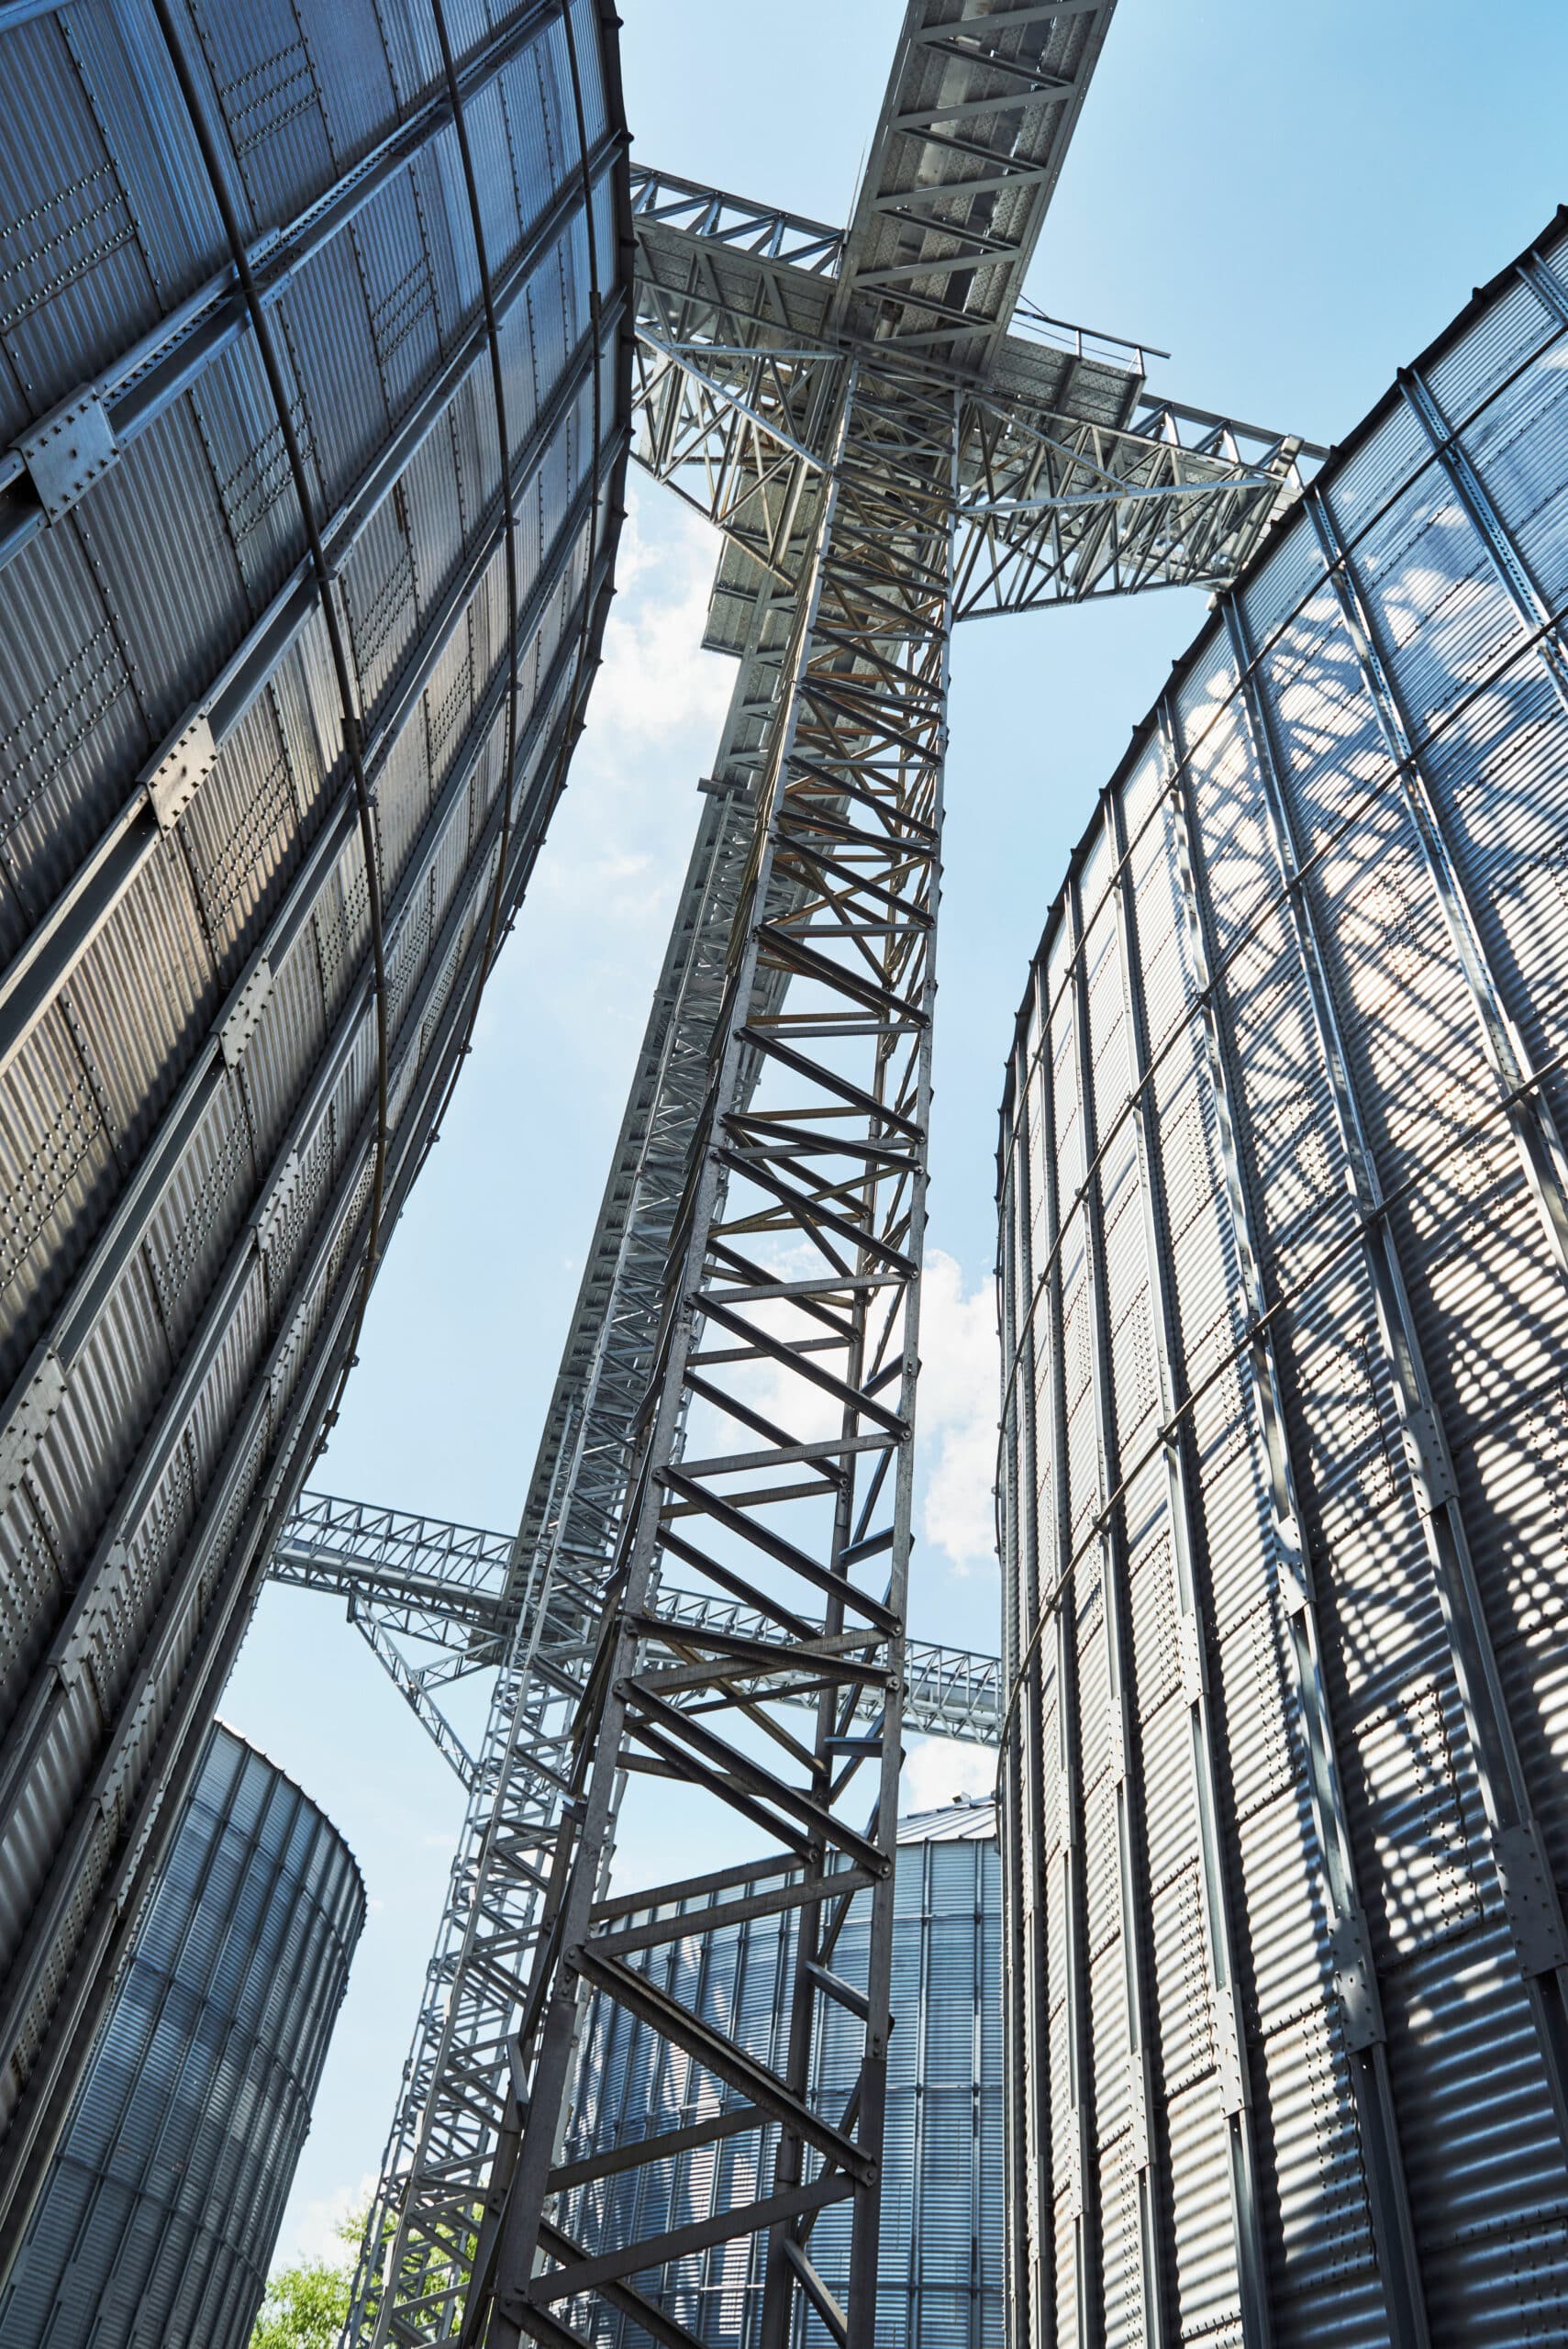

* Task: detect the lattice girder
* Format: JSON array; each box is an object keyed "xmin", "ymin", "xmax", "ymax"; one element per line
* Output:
[
  {"xmin": 628, "ymin": 165, "xmax": 1318, "ymax": 613},
  {"xmin": 342, "ymin": 12, "xmax": 1332, "ymax": 2343},
  {"xmin": 456, "ymin": 353, "xmax": 959, "ymax": 2349},
  {"xmin": 951, "ymin": 387, "xmax": 1309, "ymax": 613}
]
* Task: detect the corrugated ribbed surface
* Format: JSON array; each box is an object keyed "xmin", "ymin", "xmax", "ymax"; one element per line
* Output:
[
  {"xmin": 0, "ymin": 0, "xmax": 630, "ymax": 2250},
  {"xmin": 0, "ymin": 1720, "xmax": 363, "ymax": 2349},
  {"xmin": 998, "ymin": 211, "xmax": 1568, "ymax": 2349},
  {"xmin": 563, "ymin": 1810, "xmax": 1003, "ymax": 2348}
]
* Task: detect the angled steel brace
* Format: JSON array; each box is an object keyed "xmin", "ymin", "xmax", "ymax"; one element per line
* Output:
[
  {"xmin": 350, "ymin": 1608, "xmax": 480, "ymax": 1789},
  {"xmin": 461, "ymin": 349, "xmax": 956, "ymax": 2349},
  {"xmin": 342, "ymin": 17, "xmax": 1332, "ymax": 2345}
]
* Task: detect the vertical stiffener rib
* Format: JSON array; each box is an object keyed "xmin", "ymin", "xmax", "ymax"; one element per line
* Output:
[{"xmin": 997, "ymin": 210, "xmax": 1568, "ymax": 2347}]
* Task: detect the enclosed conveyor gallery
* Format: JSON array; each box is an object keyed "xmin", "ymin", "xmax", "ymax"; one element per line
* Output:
[{"xmin": 0, "ymin": 0, "xmax": 630, "ymax": 2260}]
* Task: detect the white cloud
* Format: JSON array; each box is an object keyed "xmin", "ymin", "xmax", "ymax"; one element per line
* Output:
[
  {"xmin": 274, "ymin": 2170, "xmax": 380, "ymax": 2276},
  {"xmin": 475, "ymin": 484, "xmax": 738, "ymax": 1074},
  {"xmin": 917, "ymin": 1250, "xmax": 1000, "ymax": 1575},
  {"xmin": 902, "ymin": 1733, "xmax": 996, "ymax": 1814},
  {"xmin": 584, "ymin": 484, "xmax": 734, "ymax": 746}
]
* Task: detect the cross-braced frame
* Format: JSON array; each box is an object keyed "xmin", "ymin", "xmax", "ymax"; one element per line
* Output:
[
  {"xmin": 340, "ymin": 6, "xmax": 1325, "ymax": 2342},
  {"xmin": 462, "ymin": 353, "xmax": 957, "ymax": 2348}
]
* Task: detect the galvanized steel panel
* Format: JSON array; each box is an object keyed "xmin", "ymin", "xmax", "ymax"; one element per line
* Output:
[
  {"xmin": 562, "ymin": 1808, "xmax": 1002, "ymax": 2349},
  {"xmin": 0, "ymin": 1720, "xmax": 363, "ymax": 2349},
  {"xmin": 998, "ymin": 212, "xmax": 1568, "ymax": 2348},
  {"xmin": 0, "ymin": 0, "xmax": 631, "ymax": 2244}
]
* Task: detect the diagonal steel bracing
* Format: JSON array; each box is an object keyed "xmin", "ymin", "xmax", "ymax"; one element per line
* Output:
[
  {"xmin": 342, "ymin": 6, "xmax": 1329, "ymax": 2343},
  {"xmin": 458, "ymin": 348, "xmax": 958, "ymax": 2349},
  {"xmin": 267, "ymin": 1492, "xmax": 1003, "ymax": 1789},
  {"xmin": 347, "ymin": 586, "xmax": 810, "ymax": 2345},
  {"xmin": 627, "ymin": 158, "xmax": 1316, "ymax": 618}
]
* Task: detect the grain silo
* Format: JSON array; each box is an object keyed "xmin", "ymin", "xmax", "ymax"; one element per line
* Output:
[
  {"xmin": 0, "ymin": 1720, "xmax": 363, "ymax": 2348},
  {"xmin": 0, "ymin": 0, "xmax": 629, "ymax": 2257},
  {"xmin": 560, "ymin": 1801, "xmax": 1003, "ymax": 2348},
  {"xmin": 997, "ymin": 207, "xmax": 1568, "ymax": 2348}
]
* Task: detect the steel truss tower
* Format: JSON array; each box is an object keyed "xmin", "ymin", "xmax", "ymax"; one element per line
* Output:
[{"xmin": 346, "ymin": 7, "xmax": 1320, "ymax": 2343}]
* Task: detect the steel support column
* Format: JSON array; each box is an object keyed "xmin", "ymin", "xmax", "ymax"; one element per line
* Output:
[
  {"xmin": 462, "ymin": 355, "xmax": 956, "ymax": 2349},
  {"xmin": 1211, "ymin": 607, "xmax": 1431, "ymax": 2347},
  {"xmin": 997, "ymin": 966, "xmax": 1057, "ymax": 2349},
  {"xmin": 1015, "ymin": 943, "xmax": 1103, "ymax": 2348},
  {"xmin": 1065, "ymin": 868, "xmax": 1173, "ymax": 2343}
]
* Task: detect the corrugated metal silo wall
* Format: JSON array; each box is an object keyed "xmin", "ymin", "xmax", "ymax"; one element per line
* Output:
[
  {"xmin": 561, "ymin": 1809, "xmax": 1004, "ymax": 2349},
  {"xmin": 0, "ymin": 0, "xmax": 631, "ymax": 2264},
  {"xmin": 0, "ymin": 1720, "xmax": 363, "ymax": 2349},
  {"xmin": 995, "ymin": 208, "xmax": 1568, "ymax": 2349}
]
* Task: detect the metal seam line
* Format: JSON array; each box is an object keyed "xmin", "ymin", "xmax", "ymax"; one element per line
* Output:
[
  {"xmin": 1000, "ymin": 960, "xmax": 1053, "ymax": 2343},
  {"xmin": 1518, "ymin": 244, "xmax": 1568, "ymax": 332},
  {"xmin": 415, "ymin": 0, "xmax": 525, "ymax": 1141},
  {"xmin": 993, "ymin": 1023, "xmax": 1568, "ymax": 1769},
  {"xmin": 1031, "ymin": 935, "xmax": 1104, "ymax": 2349},
  {"xmin": 1290, "ymin": 499, "xmax": 1568, "ymax": 2140},
  {"xmin": 1113, "ymin": 776, "xmax": 1272, "ymax": 2343},
  {"xmin": 0, "ymin": 678, "xmax": 509, "ymax": 2264},
  {"xmin": 1156, "ymin": 690, "xmax": 1409, "ymax": 2343},
  {"xmin": 139, "ymin": 3, "xmax": 390, "ymax": 1499},
  {"xmin": 1396, "ymin": 362, "xmax": 1568, "ymax": 717},
  {"xmin": 0, "ymin": 699, "xmax": 529, "ymax": 2085},
  {"xmin": 1217, "ymin": 597, "xmax": 1430, "ymax": 2349},
  {"xmin": 0, "ymin": 535, "xmax": 617, "ymax": 2126},
  {"xmin": 2, "ymin": 786, "xmax": 414, "ymax": 1818},
  {"xmin": 0, "ymin": 680, "xmax": 554, "ymax": 2226},
  {"xmin": 0, "ymin": 144, "xmax": 621, "ymax": 1082},
  {"xmin": 1009, "ymin": 507, "xmax": 1568, "ymax": 1144},
  {"xmin": 1303, "ymin": 482, "xmax": 1568, "ymax": 1286},
  {"xmin": 993, "ymin": 571, "xmax": 1568, "ymax": 1441},
  {"xmin": 412, "ymin": 0, "xmax": 615, "ymax": 1201},
  {"xmin": 28, "ymin": 526, "xmax": 621, "ymax": 2126},
  {"xmin": 1065, "ymin": 865, "xmax": 1173, "ymax": 2343},
  {"xmin": 988, "ymin": 262, "xmax": 1568, "ymax": 1075},
  {"xmin": 0, "ymin": 0, "xmax": 584, "ymax": 573},
  {"xmin": 999, "ymin": 509, "xmax": 1568, "ymax": 2133},
  {"xmin": 0, "ymin": 288, "xmax": 617, "ymax": 1105},
  {"xmin": 1106, "ymin": 774, "xmax": 1292, "ymax": 2343},
  {"xmin": 1006, "ymin": 554, "xmax": 1568, "ymax": 1126},
  {"xmin": 0, "ymin": 434, "xmax": 616, "ymax": 1551}
]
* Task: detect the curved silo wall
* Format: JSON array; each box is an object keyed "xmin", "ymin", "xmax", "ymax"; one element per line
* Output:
[
  {"xmin": 0, "ymin": 1720, "xmax": 363, "ymax": 2348},
  {"xmin": 559, "ymin": 1804, "xmax": 1002, "ymax": 2348},
  {"xmin": 0, "ymin": 0, "xmax": 631, "ymax": 2255},
  {"xmin": 996, "ymin": 206, "xmax": 1568, "ymax": 2349}
]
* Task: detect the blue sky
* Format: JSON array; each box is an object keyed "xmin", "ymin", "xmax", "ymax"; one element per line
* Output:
[{"xmin": 221, "ymin": 0, "xmax": 1568, "ymax": 2266}]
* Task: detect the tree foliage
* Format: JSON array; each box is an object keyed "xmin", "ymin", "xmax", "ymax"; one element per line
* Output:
[
  {"xmin": 249, "ymin": 2254, "xmax": 351, "ymax": 2349},
  {"xmin": 250, "ymin": 2210, "xmax": 361, "ymax": 2349}
]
